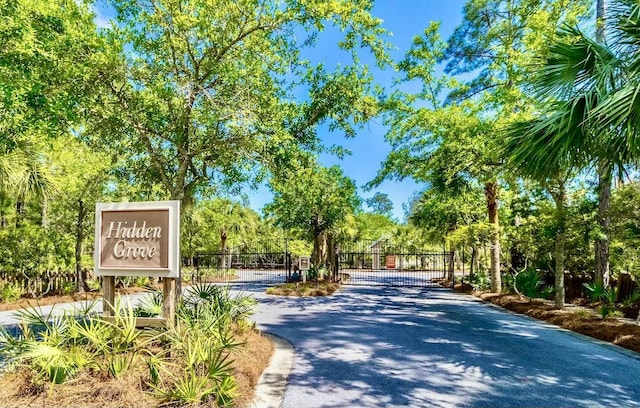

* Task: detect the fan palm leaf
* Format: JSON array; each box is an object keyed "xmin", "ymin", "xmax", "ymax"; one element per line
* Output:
[{"xmin": 589, "ymin": 0, "xmax": 640, "ymax": 160}]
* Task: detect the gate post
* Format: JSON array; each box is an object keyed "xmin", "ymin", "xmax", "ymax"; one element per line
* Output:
[
  {"xmin": 333, "ymin": 244, "xmax": 339, "ymax": 282},
  {"xmin": 285, "ymin": 237, "xmax": 290, "ymax": 283},
  {"xmin": 449, "ymin": 251, "xmax": 455, "ymax": 289}
]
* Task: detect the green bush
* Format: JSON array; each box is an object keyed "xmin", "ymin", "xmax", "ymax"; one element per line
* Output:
[
  {"xmin": 0, "ymin": 286, "xmax": 258, "ymax": 407},
  {"xmin": 623, "ymin": 288, "xmax": 640, "ymax": 307},
  {"xmin": 60, "ymin": 281, "xmax": 76, "ymax": 296},
  {"xmin": 515, "ymin": 269, "xmax": 545, "ymax": 299},
  {"xmin": 307, "ymin": 266, "xmax": 327, "ymax": 281},
  {"xmin": 583, "ymin": 282, "xmax": 607, "ymax": 303},
  {"xmin": 85, "ymin": 278, "xmax": 101, "ymax": 292},
  {"xmin": 0, "ymin": 281, "xmax": 23, "ymax": 303},
  {"xmin": 0, "ymin": 225, "xmax": 73, "ymax": 279},
  {"xmin": 470, "ymin": 272, "xmax": 490, "ymax": 291},
  {"xmin": 584, "ymin": 282, "xmax": 622, "ymax": 319}
]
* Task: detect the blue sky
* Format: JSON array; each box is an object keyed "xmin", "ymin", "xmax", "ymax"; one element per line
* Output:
[
  {"xmin": 249, "ymin": 1, "xmax": 467, "ymax": 221},
  {"xmin": 93, "ymin": 1, "xmax": 467, "ymax": 221}
]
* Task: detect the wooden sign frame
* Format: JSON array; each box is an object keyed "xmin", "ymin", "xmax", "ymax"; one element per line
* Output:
[{"xmin": 94, "ymin": 200, "xmax": 180, "ymax": 326}]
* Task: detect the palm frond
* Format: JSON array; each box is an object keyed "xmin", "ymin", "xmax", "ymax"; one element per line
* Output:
[
  {"xmin": 501, "ymin": 102, "xmax": 591, "ymax": 181},
  {"xmin": 535, "ymin": 26, "xmax": 622, "ymax": 100}
]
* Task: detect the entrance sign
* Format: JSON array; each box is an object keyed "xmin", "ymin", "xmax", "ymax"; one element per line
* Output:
[
  {"xmin": 94, "ymin": 201, "xmax": 180, "ymax": 278},
  {"xmin": 299, "ymin": 255, "xmax": 311, "ymax": 271}
]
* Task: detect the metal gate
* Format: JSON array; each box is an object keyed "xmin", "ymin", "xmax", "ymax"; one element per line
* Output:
[
  {"xmin": 184, "ymin": 240, "xmax": 292, "ymax": 284},
  {"xmin": 338, "ymin": 240, "xmax": 454, "ymax": 287}
]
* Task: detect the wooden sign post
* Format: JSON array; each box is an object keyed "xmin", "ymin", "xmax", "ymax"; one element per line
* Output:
[{"xmin": 94, "ymin": 201, "xmax": 180, "ymax": 326}]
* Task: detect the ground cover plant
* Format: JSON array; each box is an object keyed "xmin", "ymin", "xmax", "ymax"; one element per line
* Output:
[{"xmin": 0, "ymin": 285, "xmax": 272, "ymax": 407}]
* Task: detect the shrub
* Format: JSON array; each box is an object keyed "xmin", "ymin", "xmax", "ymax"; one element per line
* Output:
[
  {"xmin": 0, "ymin": 285, "xmax": 258, "ymax": 406},
  {"xmin": 583, "ymin": 282, "xmax": 607, "ymax": 303},
  {"xmin": 515, "ymin": 269, "xmax": 545, "ymax": 299},
  {"xmin": 85, "ymin": 278, "xmax": 101, "ymax": 292},
  {"xmin": 622, "ymin": 288, "xmax": 640, "ymax": 307},
  {"xmin": 60, "ymin": 281, "xmax": 76, "ymax": 296},
  {"xmin": 470, "ymin": 272, "xmax": 490, "ymax": 291},
  {"xmin": 0, "ymin": 281, "xmax": 23, "ymax": 303},
  {"xmin": 584, "ymin": 283, "xmax": 622, "ymax": 319}
]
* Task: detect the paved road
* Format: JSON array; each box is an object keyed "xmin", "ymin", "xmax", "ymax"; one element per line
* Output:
[
  {"xmin": 1, "ymin": 285, "xmax": 640, "ymax": 407},
  {"xmin": 240, "ymin": 285, "xmax": 640, "ymax": 408}
]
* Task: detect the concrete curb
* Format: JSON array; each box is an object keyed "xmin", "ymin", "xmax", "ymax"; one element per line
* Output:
[{"xmin": 250, "ymin": 332, "xmax": 294, "ymax": 408}]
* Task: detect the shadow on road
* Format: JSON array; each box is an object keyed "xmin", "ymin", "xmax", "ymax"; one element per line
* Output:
[{"xmin": 234, "ymin": 284, "xmax": 640, "ymax": 408}]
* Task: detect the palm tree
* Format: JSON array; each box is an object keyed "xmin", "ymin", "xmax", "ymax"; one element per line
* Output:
[
  {"xmin": 0, "ymin": 139, "xmax": 57, "ymax": 227},
  {"xmin": 500, "ymin": 1, "xmax": 640, "ymax": 304},
  {"xmin": 593, "ymin": 0, "xmax": 640, "ymax": 152}
]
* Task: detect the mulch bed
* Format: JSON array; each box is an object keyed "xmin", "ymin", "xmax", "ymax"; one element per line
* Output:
[{"xmin": 475, "ymin": 291, "xmax": 640, "ymax": 354}]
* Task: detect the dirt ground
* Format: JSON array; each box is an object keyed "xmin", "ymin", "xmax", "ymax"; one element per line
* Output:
[{"xmin": 453, "ymin": 283, "xmax": 640, "ymax": 354}]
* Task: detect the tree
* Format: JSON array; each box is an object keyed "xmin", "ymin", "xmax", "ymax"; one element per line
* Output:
[
  {"xmin": 0, "ymin": 0, "xmax": 101, "ymax": 142},
  {"xmin": 87, "ymin": 0, "xmax": 390, "ymax": 209},
  {"xmin": 365, "ymin": 192, "xmax": 394, "ymax": 217},
  {"xmin": 372, "ymin": 1, "xmax": 589, "ymax": 294},
  {"xmin": 610, "ymin": 182, "xmax": 640, "ymax": 280},
  {"xmin": 0, "ymin": 0, "xmax": 100, "ymax": 229},
  {"xmin": 265, "ymin": 165, "xmax": 360, "ymax": 270},
  {"xmin": 354, "ymin": 212, "xmax": 397, "ymax": 242},
  {"xmin": 504, "ymin": 0, "xmax": 640, "ymax": 298},
  {"xmin": 184, "ymin": 198, "xmax": 261, "ymax": 254},
  {"xmin": 500, "ymin": 12, "xmax": 630, "ymax": 306},
  {"xmin": 0, "ymin": 139, "xmax": 57, "ymax": 228},
  {"xmin": 503, "ymin": 122, "xmax": 574, "ymax": 308},
  {"xmin": 48, "ymin": 136, "xmax": 112, "ymax": 293}
]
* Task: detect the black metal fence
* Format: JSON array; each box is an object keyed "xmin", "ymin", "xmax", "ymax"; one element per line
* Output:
[
  {"xmin": 184, "ymin": 251, "xmax": 292, "ymax": 284},
  {"xmin": 338, "ymin": 240, "xmax": 454, "ymax": 287}
]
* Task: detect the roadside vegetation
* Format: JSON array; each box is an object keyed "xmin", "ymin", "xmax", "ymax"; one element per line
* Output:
[
  {"xmin": 0, "ymin": 285, "xmax": 271, "ymax": 407},
  {"xmin": 267, "ymin": 282, "xmax": 341, "ymax": 297},
  {"xmin": 2, "ymin": 1, "xmax": 640, "ymax": 405}
]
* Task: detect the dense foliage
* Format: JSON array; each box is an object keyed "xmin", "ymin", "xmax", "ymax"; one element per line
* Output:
[{"xmin": 1, "ymin": 0, "xmax": 640, "ymax": 313}]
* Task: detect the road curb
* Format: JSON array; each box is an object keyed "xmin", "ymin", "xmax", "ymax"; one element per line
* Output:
[
  {"xmin": 250, "ymin": 332, "xmax": 294, "ymax": 408},
  {"xmin": 450, "ymin": 289, "xmax": 640, "ymax": 361}
]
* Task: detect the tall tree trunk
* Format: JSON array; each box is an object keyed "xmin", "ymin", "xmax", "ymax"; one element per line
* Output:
[
  {"xmin": 220, "ymin": 229, "xmax": 227, "ymax": 268},
  {"xmin": 41, "ymin": 196, "xmax": 48, "ymax": 227},
  {"xmin": 312, "ymin": 232, "xmax": 324, "ymax": 267},
  {"xmin": 484, "ymin": 181, "xmax": 501, "ymax": 293},
  {"xmin": 470, "ymin": 246, "xmax": 479, "ymax": 279},
  {"xmin": 595, "ymin": 162, "xmax": 611, "ymax": 287},
  {"xmin": 169, "ymin": 191, "xmax": 187, "ymax": 298},
  {"xmin": 595, "ymin": 1, "xmax": 611, "ymax": 288},
  {"xmin": 326, "ymin": 233, "xmax": 336, "ymax": 281},
  {"xmin": 551, "ymin": 182, "xmax": 567, "ymax": 309},
  {"xmin": 75, "ymin": 199, "xmax": 86, "ymax": 293},
  {"xmin": 220, "ymin": 229, "xmax": 227, "ymax": 253},
  {"xmin": 15, "ymin": 196, "xmax": 25, "ymax": 228}
]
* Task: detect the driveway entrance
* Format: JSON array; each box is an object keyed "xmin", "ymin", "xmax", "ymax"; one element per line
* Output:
[{"xmin": 338, "ymin": 240, "xmax": 454, "ymax": 287}]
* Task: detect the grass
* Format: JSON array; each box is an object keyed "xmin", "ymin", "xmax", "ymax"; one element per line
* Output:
[{"xmin": 266, "ymin": 281, "xmax": 341, "ymax": 297}]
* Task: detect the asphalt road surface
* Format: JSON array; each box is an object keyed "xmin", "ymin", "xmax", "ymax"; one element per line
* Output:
[
  {"xmin": 244, "ymin": 285, "xmax": 640, "ymax": 408},
  {"xmin": 1, "ymin": 285, "xmax": 639, "ymax": 407}
]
